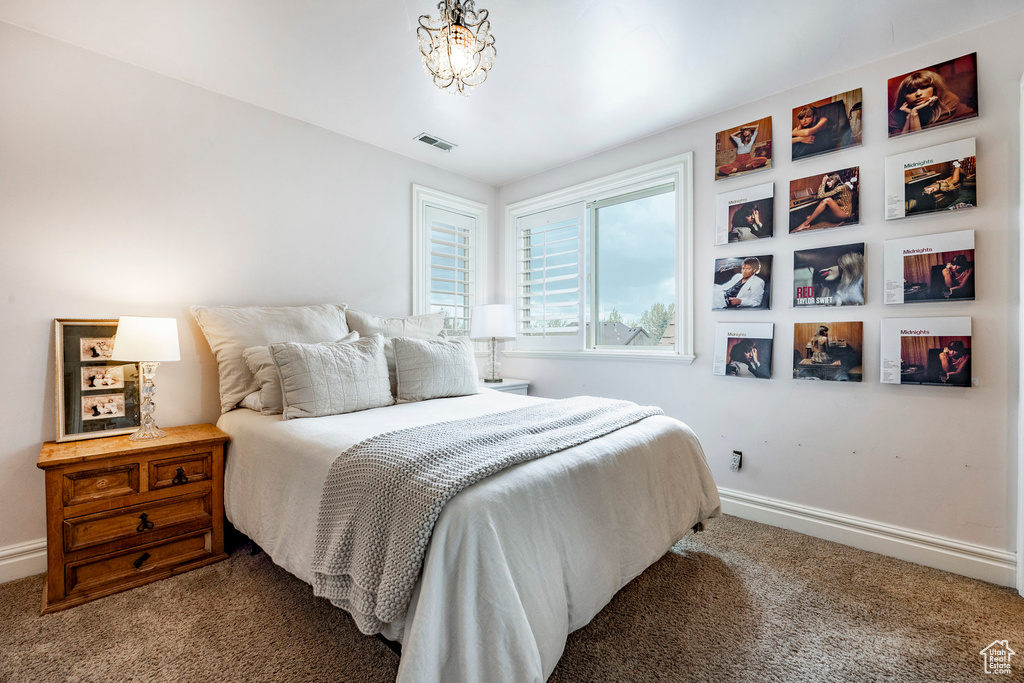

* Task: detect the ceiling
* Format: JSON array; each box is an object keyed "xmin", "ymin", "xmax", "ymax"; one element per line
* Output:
[{"xmin": 1, "ymin": 1, "xmax": 1020, "ymax": 186}]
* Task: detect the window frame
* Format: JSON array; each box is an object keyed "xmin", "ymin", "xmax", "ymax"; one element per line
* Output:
[
  {"xmin": 503, "ymin": 153, "xmax": 694, "ymax": 363},
  {"xmin": 411, "ymin": 185, "xmax": 489, "ymax": 335}
]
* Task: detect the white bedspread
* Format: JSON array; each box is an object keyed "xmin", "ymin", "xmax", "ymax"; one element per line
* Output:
[{"xmin": 218, "ymin": 390, "xmax": 720, "ymax": 683}]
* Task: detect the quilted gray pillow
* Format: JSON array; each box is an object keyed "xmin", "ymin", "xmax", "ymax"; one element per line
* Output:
[
  {"xmin": 393, "ymin": 336, "xmax": 479, "ymax": 404},
  {"xmin": 243, "ymin": 331, "xmax": 359, "ymax": 415},
  {"xmin": 270, "ymin": 334, "xmax": 394, "ymax": 420}
]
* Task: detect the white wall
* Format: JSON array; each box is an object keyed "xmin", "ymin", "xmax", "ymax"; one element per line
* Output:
[
  {"xmin": 497, "ymin": 17, "xmax": 1020, "ymax": 569},
  {"xmin": 0, "ymin": 23, "xmax": 495, "ymax": 551}
]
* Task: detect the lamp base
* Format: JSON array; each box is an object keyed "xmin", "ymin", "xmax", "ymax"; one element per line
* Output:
[
  {"xmin": 483, "ymin": 378, "xmax": 504, "ymax": 383},
  {"xmin": 128, "ymin": 423, "xmax": 166, "ymax": 441},
  {"xmin": 130, "ymin": 361, "xmax": 166, "ymax": 441}
]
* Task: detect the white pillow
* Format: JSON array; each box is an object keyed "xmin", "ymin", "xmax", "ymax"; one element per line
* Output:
[
  {"xmin": 345, "ymin": 309, "xmax": 446, "ymax": 395},
  {"xmin": 393, "ymin": 336, "xmax": 479, "ymax": 403},
  {"xmin": 239, "ymin": 391, "xmax": 263, "ymax": 413},
  {"xmin": 270, "ymin": 334, "xmax": 394, "ymax": 420},
  {"xmin": 190, "ymin": 304, "xmax": 350, "ymax": 413},
  {"xmin": 243, "ymin": 332, "xmax": 360, "ymax": 415}
]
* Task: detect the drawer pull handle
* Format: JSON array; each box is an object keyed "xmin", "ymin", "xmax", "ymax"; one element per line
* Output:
[
  {"xmin": 171, "ymin": 467, "xmax": 189, "ymax": 486},
  {"xmin": 136, "ymin": 513, "xmax": 155, "ymax": 533},
  {"xmin": 133, "ymin": 552, "xmax": 151, "ymax": 569}
]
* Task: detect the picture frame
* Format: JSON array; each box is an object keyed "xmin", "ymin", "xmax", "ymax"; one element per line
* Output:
[
  {"xmin": 715, "ymin": 182, "xmax": 774, "ymax": 245},
  {"xmin": 54, "ymin": 319, "xmax": 141, "ymax": 443},
  {"xmin": 793, "ymin": 322, "xmax": 863, "ymax": 382},
  {"xmin": 715, "ymin": 116, "xmax": 772, "ymax": 180},
  {"xmin": 793, "ymin": 243, "xmax": 866, "ymax": 308},
  {"xmin": 887, "ymin": 53, "xmax": 978, "ymax": 139},
  {"xmin": 712, "ymin": 254, "xmax": 773, "ymax": 311},
  {"xmin": 884, "ymin": 138, "xmax": 976, "ymax": 221},
  {"xmin": 713, "ymin": 322, "xmax": 774, "ymax": 379},
  {"xmin": 791, "ymin": 88, "xmax": 863, "ymax": 161},
  {"xmin": 883, "ymin": 230, "xmax": 975, "ymax": 304},
  {"xmin": 789, "ymin": 166, "xmax": 860, "ymax": 233},
  {"xmin": 880, "ymin": 317, "xmax": 972, "ymax": 387}
]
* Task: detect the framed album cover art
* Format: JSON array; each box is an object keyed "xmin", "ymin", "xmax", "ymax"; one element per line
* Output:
[
  {"xmin": 54, "ymin": 318, "xmax": 141, "ymax": 442},
  {"xmin": 715, "ymin": 117, "xmax": 772, "ymax": 180}
]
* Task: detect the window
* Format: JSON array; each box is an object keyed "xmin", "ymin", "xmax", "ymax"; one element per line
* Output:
[
  {"xmin": 412, "ymin": 186, "xmax": 488, "ymax": 336},
  {"xmin": 505, "ymin": 154, "xmax": 693, "ymax": 361}
]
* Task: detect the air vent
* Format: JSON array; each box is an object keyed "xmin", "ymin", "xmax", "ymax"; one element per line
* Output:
[{"xmin": 415, "ymin": 132, "xmax": 456, "ymax": 152}]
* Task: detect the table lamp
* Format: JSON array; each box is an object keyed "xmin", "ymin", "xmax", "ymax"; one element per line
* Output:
[
  {"xmin": 111, "ymin": 316, "xmax": 180, "ymax": 441},
  {"xmin": 470, "ymin": 304, "xmax": 515, "ymax": 383}
]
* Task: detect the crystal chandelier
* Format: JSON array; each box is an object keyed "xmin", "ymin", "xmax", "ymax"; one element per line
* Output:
[{"xmin": 418, "ymin": 0, "xmax": 496, "ymax": 96}]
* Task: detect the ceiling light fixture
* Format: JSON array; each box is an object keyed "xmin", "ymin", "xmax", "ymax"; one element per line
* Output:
[{"xmin": 418, "ymin": 0, "xmax": 496, "ymax": 96}]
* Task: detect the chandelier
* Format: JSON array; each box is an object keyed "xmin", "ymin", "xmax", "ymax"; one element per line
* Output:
[{"xmin": 418, "ymin": 0, "xmax": 496, "ymax": 96}]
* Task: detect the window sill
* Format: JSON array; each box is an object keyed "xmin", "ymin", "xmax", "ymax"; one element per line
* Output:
[{"xmin": 503, "ymin": 349, "xmax": 695, "ymax": 364}]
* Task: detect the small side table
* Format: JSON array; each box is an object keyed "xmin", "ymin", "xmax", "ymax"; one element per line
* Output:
[
  {"xmin": 480, "ymin": 377, "xmax": 531, "ymax": 395},
  {"xmin": 36, "ymin": 424, "xmax": 229, "ymax": 614}
]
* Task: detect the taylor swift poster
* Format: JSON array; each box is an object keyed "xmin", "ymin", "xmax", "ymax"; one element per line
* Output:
[
  {"xmin": 793, "ymin": 243, "xmax": 865, "ymax": 307},
  {"xmin": 885, "ymin": 138, "xmax": 976, "ymax": 220},
  {"xmin": 883, "ymin": 230, "xmax": 975, "ymax": 304},
  {"xmin": 880, "ymin": 317, "xmax": 972, "ymax": 387},
  {"xmin": 715, "ymin": 117, "xmax": 772, "ymax": 180},
  {"xmin": 789, "ymin": 167, "xmax": 859, "ymax": 233},
  {"xmin": 713, "ymin": 322, "xmax": 774, "ymax": 379},
  {"xmin": 715, "ymin": 182, "xmax": 774, "ymax": 245},
  {"xmin": 793, "ymin": 321, "xmax": 863, "ymax": 382},
  {"xmin": 887, "ymin": 53, "xmax": 978, "ymax": 138},
  {"xmin": 791, "ymin": 88, "xmax": 863, "ymax": 161}
]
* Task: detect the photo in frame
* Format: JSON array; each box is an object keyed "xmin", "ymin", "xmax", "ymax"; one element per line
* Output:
[
  {"xmin": 715, "ymin": 117, "xmax": 772, "ymax": 180},
  {"xmin": 713, "ymin": 322, "xmax": 773, "ymax": 379},
  {"xmin": 885, "ymin": 138, "xmax": 976, "ymax": 220},
  {"xmin": 887, "ymin": 53, "xmax": 978, "ymax": 138},
  {"xmin": 879, "ymin": 317, "xmax": 972, "ymax": 387},
  {"xmin": 789, "ymin": 166, "xmax": 860, "ymax": 233},
  {"xmin": 715, "ymin": 182, "xmax": 774, "ymax": 245},
  {"xmin": 793, "ymin": 321, "xmax": 863, "ymax": 382},
  {"xmin": 793, "ymin": 243, "xmax": 866, "ymax": 308},
  {"xmin": 55, "ymin": 319, "xmax": 141, "ymax": 442},
  {"xmin": 883, "ymin": 229, "xmax": 975, "ymax": 304},
  {"xmin": 791, "ymin": 88, "xmax": 863, "ymax": 161},
  {"xmin": 713, "ymin": 254, "xmax": 773, "ymax": 310}
]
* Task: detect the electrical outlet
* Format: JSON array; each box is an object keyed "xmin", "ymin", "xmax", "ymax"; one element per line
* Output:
[{"xmin": 730, "ymin": 450, "xmax": 742, "ymax": 471}]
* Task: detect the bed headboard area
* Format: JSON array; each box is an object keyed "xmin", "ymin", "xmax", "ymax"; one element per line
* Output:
[{"xmin": 190, "ymin": 304, "xmax": 452, "ymax": 415}]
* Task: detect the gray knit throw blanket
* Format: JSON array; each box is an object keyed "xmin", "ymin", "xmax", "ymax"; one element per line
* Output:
[{"xmin": 309, "ymin": 396, "xmax": 663, "ymax": 634}]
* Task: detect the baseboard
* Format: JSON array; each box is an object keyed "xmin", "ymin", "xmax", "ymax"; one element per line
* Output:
[
  {"xmin": 718, "ymin": 488, "xmax": 1017, "ymax": 588},
  {"xmin": 0, "ymin": 538, "xmax": 46, "ymax": 584}
]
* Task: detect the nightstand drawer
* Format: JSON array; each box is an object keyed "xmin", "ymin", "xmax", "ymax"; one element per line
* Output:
[
  {"xmin": 66, "ymin": 530, "xmax": 214, "ymax": 596},
  {"xmin": 62, "ymin": 464, "xmax": 140, "ymax": 507},
  {"xmin": 149, "ymin": 451, "xmax": 212, "ymax": 490},
  {"xmin": 63, "ymin": 490, "xmax": 212, "ymax": 554}
]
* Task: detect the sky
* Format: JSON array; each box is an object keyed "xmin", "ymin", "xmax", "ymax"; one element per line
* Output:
[{"xmin": 593, "ymin": 190, "xmax": 675, "ymax": 325}]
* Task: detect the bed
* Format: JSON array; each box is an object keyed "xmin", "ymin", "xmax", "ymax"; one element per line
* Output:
[{"xmin": 192, "ymin": 304, "xmax": 721, "ymax": 682}]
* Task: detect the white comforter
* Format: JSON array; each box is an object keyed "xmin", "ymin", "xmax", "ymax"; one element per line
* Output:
[{"xmin": 218, "ymin": 390, "xmax": 720, "ymax": 683}]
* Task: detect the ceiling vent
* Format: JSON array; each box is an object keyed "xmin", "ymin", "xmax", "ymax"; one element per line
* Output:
[{"xmin": 415, "ymin": 132, "xmax": 457, "ymax": 152}]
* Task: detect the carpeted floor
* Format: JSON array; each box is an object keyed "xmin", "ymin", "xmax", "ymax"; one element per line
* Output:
[{"xmin": 1, "ymin": 515, "xmax": 1020, "ymax": 682}]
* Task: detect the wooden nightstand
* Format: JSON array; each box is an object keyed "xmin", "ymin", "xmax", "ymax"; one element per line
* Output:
[
  {"xmin": 480, "ymin": 378, "xmax": 531, "ymax": 395},
  {"xmin": 36, "ymin": 424, "xmax": 229, "ymax": 614}
]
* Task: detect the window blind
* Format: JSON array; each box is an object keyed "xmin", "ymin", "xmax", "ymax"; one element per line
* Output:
[
  {"xmin": 425, "ymin": 205, "xmax": 474, "ymax": 336},
  {"xmin": 515, "ymin": 202, "xmax": 585, "ymax": 349}
]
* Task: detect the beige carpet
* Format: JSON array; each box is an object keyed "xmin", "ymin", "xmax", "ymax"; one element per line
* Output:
[{"xmin": 1, "ymin": 515, "xmax": 1020, "ymax": 682}]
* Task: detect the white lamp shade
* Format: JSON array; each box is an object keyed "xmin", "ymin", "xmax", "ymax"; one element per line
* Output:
[
  {"xmin": 470, "ymin": 304, "xmax": 516, "ymax": 341},
  {"xmin": 111, "ymin": 316, "xmax": 181, "ymax": 362}
]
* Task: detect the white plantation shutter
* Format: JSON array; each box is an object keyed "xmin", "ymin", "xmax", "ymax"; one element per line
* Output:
[
  {"xmin": 424, "ymin": 205, "xmax": 475, "ymax": 336},
  {"xmin": 515, "ymin": 202, "xmax": 586, "ymax": 350}
]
